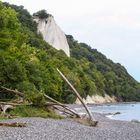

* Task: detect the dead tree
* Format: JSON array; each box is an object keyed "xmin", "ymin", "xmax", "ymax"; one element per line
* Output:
[
  {"xmin": 57, "ymin": 68, "xmax": 98, "ymax": 126},
  {"xmin": 44, "ymin": 94, "xmax": 80, "ymax": 118}
]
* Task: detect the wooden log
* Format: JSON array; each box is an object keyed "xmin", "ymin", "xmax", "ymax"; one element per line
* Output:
[
  {"xmin": 57, "ymin": 68, "xmax": 98, "ymax": 126},
  {"xmin": 0, "ymin": 86, "xmax": 24, "ymax": 97},
  {"xmin": 44, "ymin": 94, "xmax": 80, "ymax": 118},
  {"xmin": 0, "ymin": 101, "xmax": 32, "ymax": 106},
  {"xmin": 45, "ymin": 102, "xmax": 59, "ymax": 106},
  {"xmin": 0, "ymin": 122, "xmax": 26, "ymax": 127},
  {"xmin": 1, "ymin": 105, "xmax": 14, "ymax": 114},
  {"xmin": 45, "ymin": 102, "xmax": 78, "ymax": 117},
  {"xmin": 0, "ymin": 102, "xmax": 32, "ymax": 114},
  {"xmin": 53, "ymin": 106, "xmax": 75, "ymax": 117}
]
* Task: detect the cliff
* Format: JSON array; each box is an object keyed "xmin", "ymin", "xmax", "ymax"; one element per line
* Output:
[
  {"xmin": 34, "ymin": 16, "xmax": 70, "ymax": 57},
  {"xmin": 75, "ymin": 95, "xmax": 117, "ymax": 104}
]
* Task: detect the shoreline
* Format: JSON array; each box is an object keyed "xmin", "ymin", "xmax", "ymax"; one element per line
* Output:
[
  {"xmin": 68, "ymin": 102, "xmax": 140, "ymax": 122},
  {"xmin": 68, "ymin": 101, "xmax": 140, "ymax": 107},
  {"xmin": 0, "ymin": 112, "xmax": 140, "ymax": 140}
]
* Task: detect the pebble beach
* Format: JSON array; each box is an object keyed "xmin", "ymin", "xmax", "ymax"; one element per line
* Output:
[{"xmin": 0, "ymin": 112, "xmax": 140, "ymax": 140}]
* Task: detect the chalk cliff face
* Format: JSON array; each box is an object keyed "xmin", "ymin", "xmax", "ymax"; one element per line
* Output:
[
  {"xmin": 34, "ymin": 16, "xmax": 70, "ymax": 57},
  {"xmin": 75, "ymin": 94, "xmax": 117, "ymax": 104}
]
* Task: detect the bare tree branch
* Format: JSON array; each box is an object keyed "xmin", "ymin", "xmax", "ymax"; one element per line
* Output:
[
  {"xmin": 44, "ymin": 94, "xmax": 80, "ymax": 118},
  {"xmin": 0, "ymin": 86, "xmax": 24, "ymax": 97}
]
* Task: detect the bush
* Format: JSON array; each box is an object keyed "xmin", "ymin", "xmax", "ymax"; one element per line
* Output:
[
  {"xmin": 10, "ymin": 106, "xmax": 63, "ymax": 119},
  {"xmin": 33, "ymin": 10, "xmax": 49, "ymax": 19}
]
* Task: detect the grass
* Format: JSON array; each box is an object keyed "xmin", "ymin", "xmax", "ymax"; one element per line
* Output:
[
  {"xmin": 10, "ymin": 105, "xmax": 63, "ymax": 119},
  {"xmin": 0, "ymin": 114, "xmax": 7, "ymax": 119}
]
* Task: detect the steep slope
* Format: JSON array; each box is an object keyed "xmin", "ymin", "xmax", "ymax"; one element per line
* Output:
[
  {"xmin": 1, "ymin": 2, "xmax": 140, "ymax": 104},
  {"xmin": 34, "ymin": 15, "xmax": 70, "ymax": 57},
  {"xmin": 67, "ymin": 35, "xmax": 140, "ymax": 102}
]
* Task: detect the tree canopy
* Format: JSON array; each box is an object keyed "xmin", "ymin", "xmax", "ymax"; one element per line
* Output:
[
  {"xmin": 0, "ymin": 2, "xmax": 140, "ymax": 105},
  {"xmin": 33, "ymin": 10, "xmax": 49, "ymax": 19}
]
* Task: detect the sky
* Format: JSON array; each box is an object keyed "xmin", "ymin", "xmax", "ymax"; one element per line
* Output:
[{"xmin": 2, "ymin": 0, "xmax": 140, "ymax": 82}]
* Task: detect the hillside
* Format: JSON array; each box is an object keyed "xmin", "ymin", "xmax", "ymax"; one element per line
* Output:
[{"xmin": 0, "ymin": 1, "xmax": 140, "ymax": 106}]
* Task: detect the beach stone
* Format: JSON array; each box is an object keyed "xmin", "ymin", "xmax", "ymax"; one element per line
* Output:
[
  {"xmin": 114, "ymin": 112, "xmax": 121, "ymax": 115},
  {"xmin": 131, "ymin": 119, "xmax": 140, "ymax": 123},
  {"xmin": 0, "ymin": 113, "xmax": 140, "ymax": 140}
]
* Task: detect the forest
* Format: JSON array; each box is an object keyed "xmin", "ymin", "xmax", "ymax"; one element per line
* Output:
[{"xmin": 0, "ymin": 1, "xmax": 140, "ymax": 109}]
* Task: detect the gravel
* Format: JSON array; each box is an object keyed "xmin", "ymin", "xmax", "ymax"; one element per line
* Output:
[{"xmin": 0, "ymin": 113, "xmax": 140, "ymax": 140}]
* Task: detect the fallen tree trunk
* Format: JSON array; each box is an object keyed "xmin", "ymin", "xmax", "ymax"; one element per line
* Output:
[
  {"xmin": 0, "ymin": 86, "xmax": 24, "ymax": 97},
  {"xmin": 0, "ymin": 102, "xmax": 32, "ymax": 106},
  {"xmin": 45, "ymin": 102, "xmax": 59, "ymax": 106},
  {"xmin": 0, "ymin": 122, "xmax": 26, "ymax": 127},
  {"xmin": 53, "ymin": 106, "xmax": 75, "ymax": 117},
  {"xmin": 0, "ymin": 102, "xmax": 32, "ymax": 114},
  {"xmin": 44, "ymin": 94, "xmax": 80, "ymax": 118},
  {"xmin": 0, "ymin": 105, "xmax": 14, "ymax": 114},
  {"xmin": 57, "ymin": 68, "xmax": 98, "ymax": 126}
]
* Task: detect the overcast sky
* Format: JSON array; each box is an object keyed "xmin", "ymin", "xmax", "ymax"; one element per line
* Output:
[{"xmin": 2, "ymin": 0, "xmax": 140, "ymax": 82}]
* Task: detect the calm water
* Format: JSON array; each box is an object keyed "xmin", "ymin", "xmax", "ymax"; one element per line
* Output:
[{"xmin": 76, "ymin": 103, "xmax": 140, "ymax": 121}]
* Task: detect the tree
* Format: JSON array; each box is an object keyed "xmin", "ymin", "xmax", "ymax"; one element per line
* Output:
[
  {"xmin": 0, "ymin": 3, "xmax": 21, "ymax": 50},
  {"xmin": 33, "ymin": 10, "xmax": 49, "ymax": 19}
]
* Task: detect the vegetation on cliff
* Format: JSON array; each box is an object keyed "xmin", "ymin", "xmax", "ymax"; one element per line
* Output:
[{"xmin": 0, "ymin": 1, "xmax": 140, "ymax": 111}]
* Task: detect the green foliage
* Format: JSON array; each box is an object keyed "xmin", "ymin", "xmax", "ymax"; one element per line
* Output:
[
  {"xmin": 67, "ymin": 35, "xmax": 140, "ymax": 101},
  {"xmin": 0, "ymin": 1, "xmax": 140, "ymax": 107},
  {"xmin": 10, "ymin": 106, "xmax": 63, "ymax": 119},
  {"xmin": 0, "ymin": 114, "xmax": 7, "ymax": 119},
  {"xmin": 3, "ymin": 2, "xmax": 37, "ymax": 32},
  {"xmin": 33, "ymin": 9, "xmax": 49, "ymax": 19},
  {"xmin": 0, "ymin": 3, "xmax": 21, "ymax": 50}
]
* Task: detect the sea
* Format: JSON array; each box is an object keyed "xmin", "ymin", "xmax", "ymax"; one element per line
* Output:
[{"xmin": 75, "ymin": 102, "xmax": 140, "ymax": 121}]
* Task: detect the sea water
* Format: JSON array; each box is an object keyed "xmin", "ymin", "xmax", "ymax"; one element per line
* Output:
[{"xmin": 76, "ymin": 102, "xmax": 140, "ymax": 121}]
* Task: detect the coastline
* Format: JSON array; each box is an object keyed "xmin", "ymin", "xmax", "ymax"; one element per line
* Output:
[
  {"xmin": 68, "ymin": 102, "xmax": 140, "ymax": 121},
  {"xmin": 0, "ymin": 111, "xmax": 140, "ymax": 140}
]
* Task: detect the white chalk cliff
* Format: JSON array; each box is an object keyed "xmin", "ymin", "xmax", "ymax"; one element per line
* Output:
[
  {"xmin": 34, "ymin": 16, "xmax": 70, "ymax": 57},
  {"xmin": 75, "ymin": 94, "xmax": 117, "ymax": 104}
]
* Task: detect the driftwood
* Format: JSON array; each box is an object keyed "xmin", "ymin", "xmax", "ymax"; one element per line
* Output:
[
  {"xmin": 0, "ymin": 86, "xmax": 24, "ymax": 97},
  {"xmin": 0, "ymin": 122, "xmax": 26, "ymax": 127},
  {"xmin": 45, "ymin": 102, "xmax": 59, "ymax": 106},
  {"xmin": 0, "ymin": 102, "xmax": 32, "ymax": 114},
  {"xmin": 44, "ymin": 94, "xmax": 80, "ymax": 118},
  {"xmin": 0, "ymin": 105, "xmax": 14, "ymax": 114},
  {"xmin": 45, "ymin": 102, "xmax": 77, "ymax": 117},
  {"xmin": 57, "ymin": 68, "xmax": 98, "ymax": 126},
  {"xmin": 0, "ymin": 101, "xmax": 32, "ymax": 106},
  {"xmin": 53, "ymin": 106, "xmax": 76, "ymax": 117}
]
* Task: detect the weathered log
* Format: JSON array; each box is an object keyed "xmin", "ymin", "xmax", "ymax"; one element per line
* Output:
[
  {"xmin": 0, "ymin": 102, "xmax": 32, "ymax": 114},
  {"xmin": 0, "ymin": 122, "xmax": 26, "ymax": 127},
  {"xmin": 53, "ymin": 106, "xmax": 75, "ymax": 117},
  {"xmin": 0, "ymin": 105, "xmax": 14, "ymax": 114},
  {"xmin": 0, "ymin": 86, "xmax": 24, "ymax": 97},
  {"xmin": 57, "ymin": 68, "xmax": 98, "ymax": 126},
  {"xmin": 45, "ymin": 102, "xmax": 59, "ymax": 106},
  {"xmin": 45, "ymin": 102, "xmax": 78, "ymax": 117},
  {"xmin": 0, "ymin": 101, "xmax": 32, "ymax": 106},
  {"xmin": 44, "ymin": 94, "xmax": 80, "ymax": 118}
]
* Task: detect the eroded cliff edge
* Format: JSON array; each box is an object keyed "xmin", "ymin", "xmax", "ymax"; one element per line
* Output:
[{"xmin": 34, "ymin": 15, "xmax": 70, "ymax": 57}]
